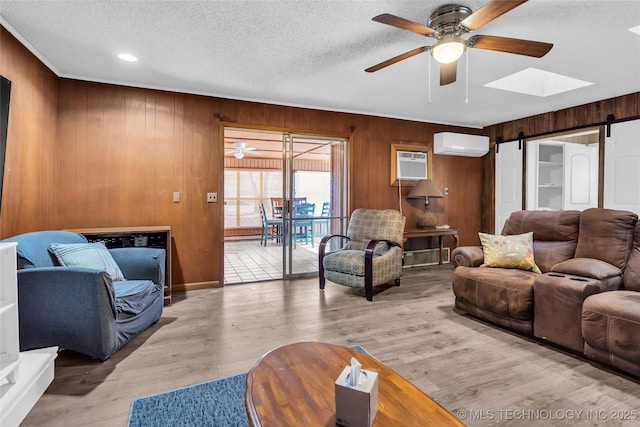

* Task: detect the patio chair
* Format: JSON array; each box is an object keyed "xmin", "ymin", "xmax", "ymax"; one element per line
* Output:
[
  {"xmin": 292, "ymin": 202, "xmax": 315, "ymax": 248},
  {"xmin": 259, "ymin": 203, "xmax": 281, "ymax": 246},
  {"xmin": 316, "ymin": 202, "xmax": 330, "ymax": 236}
]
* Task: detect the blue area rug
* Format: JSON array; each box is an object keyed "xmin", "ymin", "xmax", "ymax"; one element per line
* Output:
[{"xmin": 128, "ymin": 345, "xmax": 370, "ymax": 427}]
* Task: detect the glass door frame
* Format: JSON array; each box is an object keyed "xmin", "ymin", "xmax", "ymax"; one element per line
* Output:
[{"xmin": 282, "ymin": 133, "xmax": 348, "ymax": 279}]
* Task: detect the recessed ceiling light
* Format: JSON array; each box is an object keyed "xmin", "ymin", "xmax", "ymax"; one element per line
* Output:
[
  {"xmin": 629, "ymin": 25, "xmax": 640, "ymax": 36},
  {"xmin": 118, "ymin": 53, "xmax": 138, "ymax": 62},
  {"xmin": 484, "ymin": 68, "xmax": 593, "ymax": 97}
]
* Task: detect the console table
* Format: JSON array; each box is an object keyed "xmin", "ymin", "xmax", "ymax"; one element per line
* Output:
[
  {"xmin": 403, "ymin": 227, "xmax": 459, "ymax": 265},
  {"xmin": 245, "ymin": 342, "xmax": 465, "ymax": 426},
  {"xmin": 68, "ymin": 226, "xmax": 172, "ymax": 305}
]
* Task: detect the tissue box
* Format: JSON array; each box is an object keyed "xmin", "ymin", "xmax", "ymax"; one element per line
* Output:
[{"xmin": 335, "ymin": 367, "xmax": 379, "ymax": 427}]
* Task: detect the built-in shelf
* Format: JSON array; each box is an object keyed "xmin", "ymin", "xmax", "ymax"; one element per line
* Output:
[
  {"xmin": 539, "ymin": 161, "xmax": 563, "ymax": 167},
  {"xmin": 527, "ymin": 139, "xmax": 599, "ymax": 212},
  {"xmin": 535, "ymin": 143, "xmax": 564, "ymax": 210}
]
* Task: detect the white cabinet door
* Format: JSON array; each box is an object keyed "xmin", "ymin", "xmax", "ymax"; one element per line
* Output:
[
  {"xmin": 604, "ymin": 120, "xmax": 640, "ymax": 215},
  {"xmin": 495, "ymin": 140, "xmax": 523, "ymax": 234},
  {"xmin": 564, "ymin": 142, "xmax": 598, "ymax": 211}
]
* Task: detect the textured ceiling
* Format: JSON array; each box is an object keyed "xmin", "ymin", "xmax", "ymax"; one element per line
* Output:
[{"xmin": 1, "ymin": 0, "xmax": 639, "ymax": 128}]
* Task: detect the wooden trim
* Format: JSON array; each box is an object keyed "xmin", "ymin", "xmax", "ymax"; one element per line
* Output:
[
  {"xmin": 221, "ymin": 121, "xmax": 351, "ymax": 140},
  {"xmin": 390, "ymin": 143, "xmax": 432, "ymax": 186},
  {"xmin": 217, "ymin": 116, "xmax": 226, "ymax": 293},
  {"xmin": 174, "ymin": 281, "xmax": 221, "ymax": 292}
]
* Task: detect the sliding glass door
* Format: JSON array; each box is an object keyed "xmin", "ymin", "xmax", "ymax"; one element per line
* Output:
[{"xmin": 223, "ymin": 127, "xmax": 347, "ymax": 284}]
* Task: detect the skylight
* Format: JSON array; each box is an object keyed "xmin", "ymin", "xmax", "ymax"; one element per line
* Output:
[
  {"xmin": 484, "ymin": 68, "xmax": 593, "ymax": 97},
  {"xmin": 118, "ymin": 53, "xmax": 138, "ymax": 62}
]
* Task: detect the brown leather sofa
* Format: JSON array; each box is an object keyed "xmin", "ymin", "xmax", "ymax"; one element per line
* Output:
[
  {"xmin": 452, "ymin": 209, "xmax": 582, "ymax": 334},
  {"xmin": 452, "ymin": 208, "xmax": 639, "ymax": 377}
]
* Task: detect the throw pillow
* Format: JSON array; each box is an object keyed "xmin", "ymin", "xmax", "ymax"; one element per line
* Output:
[
  {"xmin": 49, "ymin": 242, "xmax": 125, "ymax": 281},
  {"xmin": 479, "ymin": 232, "xmax": 541, "ymax": 274}
]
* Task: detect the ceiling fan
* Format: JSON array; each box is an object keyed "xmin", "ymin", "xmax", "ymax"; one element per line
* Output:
[
  {"xmin": 365, "ymin": 0, "xmax": 553, "ymax": 86},
  {"xmin": 227, "ymin": 142, "xmax": 260, "ymax": 159}
]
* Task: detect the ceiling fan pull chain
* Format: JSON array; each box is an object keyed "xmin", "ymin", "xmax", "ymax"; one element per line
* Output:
[
  {"xmin": 428, "ymin": 54, "xmax": 432, "ymax": 104},
  {"xmin": 465, "ymin": 48, "xmax": 469, "ymax": 104}
]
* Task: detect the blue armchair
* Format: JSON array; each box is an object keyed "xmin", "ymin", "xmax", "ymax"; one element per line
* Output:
[{"xmin": 1, "ymin": 230, "xmax": 165, "ymax": 361}]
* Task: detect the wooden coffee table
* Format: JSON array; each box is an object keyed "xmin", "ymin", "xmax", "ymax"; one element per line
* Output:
[{"xmin": 245, "ymin": 342, "xmax": 465, "ymax": 426}]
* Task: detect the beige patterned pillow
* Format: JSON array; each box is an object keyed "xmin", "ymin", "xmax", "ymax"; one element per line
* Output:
[{"xmin": 479, "ymin": 232, "xmax": 541, "ymax": 274}]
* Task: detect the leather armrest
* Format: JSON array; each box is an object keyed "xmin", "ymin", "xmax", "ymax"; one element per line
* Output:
[
  {"xmin": 551, "ymin": 258, "xmax": 622, "ymax": 280},
  {"xmin": 452, "ymin": 246, "xmax": 484, "ymax": 267}
]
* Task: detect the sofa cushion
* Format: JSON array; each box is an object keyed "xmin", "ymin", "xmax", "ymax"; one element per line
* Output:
[
  {"xmin": 347, "ymin": 209, "xmax": 405, "ymax": 246},
  {"xmin": 479, "ymin": 232, "xmax": 541, "ymax": 273},
  {"xmin": 3, "ymin": 230, "xmax": 88, "ymax": 269},
  {"xmin": 323, "ymin": 247, "xmax": 403, "ymax": 288},
  {"xmin": 453, "ymin": 266, "xmax": 537, "ymax": 321},
  {"xmin": 502, "ymin": 210, "xmax": 581, "ymax": 241},
  {"xmin": 113, "ymin": 280, "xmax": 162, "ymax": 319},
  {"xmin": 323, "ymin": 249, "xmax": 368, "ymax": 276},
  {"xmin": 551, "ymin": 258, "xmax": 622, "ymax": 281},
  {"xmin": 502, "ymin": 210, "xmax": 581, "ymax": 272},
  {"xmin": 575, "ymin": 208, "xmax": 637, "ymax": 270},
  {"xmin": 49, "ymin": 242, "xmax": 126, "ymax": 281}
]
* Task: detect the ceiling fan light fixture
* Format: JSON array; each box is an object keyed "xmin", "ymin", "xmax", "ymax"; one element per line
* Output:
[
  {"xmin": 431, "ymin": 36, "xmax": 466, "ymax": 64},
  {"xmin": 234, "ymin": 151, "xmax": 245, "ymax": 159}
]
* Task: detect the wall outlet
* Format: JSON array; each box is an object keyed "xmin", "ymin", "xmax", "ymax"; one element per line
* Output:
[
  {"xmin": 207, "ymin": 192, "xmax": 217, "ymax": 203},
  {"xmin": 173, "ymin": 192, "xmax": 180, "ymax": 203}
]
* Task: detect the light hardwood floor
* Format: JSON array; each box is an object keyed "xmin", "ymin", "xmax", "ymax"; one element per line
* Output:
[{"xmin": 22, "ymin": 265, "xmax": 640, "ymax": 426}]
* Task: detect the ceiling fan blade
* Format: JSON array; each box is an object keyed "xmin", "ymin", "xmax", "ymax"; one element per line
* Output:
[
  {"xmin": 440, "ymin": 61, "xmax": 457, "ymax": 86},
  {"xmin": 244, "ymin": 147, "xmax": 256, "ymax": 151},
  {"xmin": 460, "ymin": 0, "xmax": 528, "ymax": 31},
  {"xmin": 372, "ymin": 14, "xmax": 436, "ymax": 36},
  {"xmin": 365, "ymin": 47, "xmax": 427, "ymax": 73},
  {"xmin": 468, "ymin": 35, "xmax": 553, "ymax": 58}
]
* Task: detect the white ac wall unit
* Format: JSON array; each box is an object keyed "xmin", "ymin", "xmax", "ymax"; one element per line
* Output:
[
  {"xmin": 434, "ymin": 132, "xmax": 490, "ymax": 157},
  {"xmin": 396, "ymin": 151, "xmax": 427, "ymax": 180}
]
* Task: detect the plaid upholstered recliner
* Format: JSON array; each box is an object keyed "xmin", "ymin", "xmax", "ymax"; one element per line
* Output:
[{"xmin": 319, "ymin": 209, "xmax": 405, "ymax": 301}]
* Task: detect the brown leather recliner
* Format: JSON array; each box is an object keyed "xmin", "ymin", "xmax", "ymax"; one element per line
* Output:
[
  {"xmin": 533, "ymin": 209, "xmax": 637, "ymax": 352},
  {"xmin": 582, "ymin": 220, "xmax": 640, "ymax": 376}
]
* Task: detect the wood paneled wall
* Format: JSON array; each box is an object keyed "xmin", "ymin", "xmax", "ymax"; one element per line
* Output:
[
  {"xmin": 0, "ymin": 27, "xmax": 59, "ymax": 236},
  {"xmin": 0, "ymin": 26, "xmax": 484, "ymax": 290},
  {"xmin": 483, "ymin": 92, "xmax": 640, "ymax": 232},
  {"xmin": 55, "ymin": 80, "xmax": 222, "ymax": 289}
]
